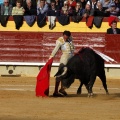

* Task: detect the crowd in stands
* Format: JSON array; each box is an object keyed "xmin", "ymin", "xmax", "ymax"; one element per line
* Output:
[{"xmin": 0, "ymin": 0, "xmax": 120, "ymax": 29}]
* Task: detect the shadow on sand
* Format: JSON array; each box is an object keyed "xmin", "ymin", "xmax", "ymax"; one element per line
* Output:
[{"xmin": 50, "ymin": 93, "xmax": 120, "ymax": 98}]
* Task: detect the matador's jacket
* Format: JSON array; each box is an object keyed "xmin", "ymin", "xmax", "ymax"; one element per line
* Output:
[{"xmin": 50, "ymin": 36, "xmax": 74, "ymax": 65}]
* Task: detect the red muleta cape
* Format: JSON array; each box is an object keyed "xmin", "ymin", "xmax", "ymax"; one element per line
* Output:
[{"xmin": 35, "ymin": 58, "xmax": 53, "ymax": 97}]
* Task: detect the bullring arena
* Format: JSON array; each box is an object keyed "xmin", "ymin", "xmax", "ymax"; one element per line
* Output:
[
  {"xmin": 0, "ymin": 16, "xmax": 120, "ymax": 120},
  {"xmin": 0, "ymin": 77, "xmax": 120, "ymax": 120}
]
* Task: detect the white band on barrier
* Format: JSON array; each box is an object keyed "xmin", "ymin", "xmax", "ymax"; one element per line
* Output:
[{"xmin": 0, "ymin": 62, "xmax": 120, "ymax": 68}]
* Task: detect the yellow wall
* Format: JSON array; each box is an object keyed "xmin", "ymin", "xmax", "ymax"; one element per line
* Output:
[{"xmin": 0, "ymin": 21, "xmax": 120, "ymax": 32}]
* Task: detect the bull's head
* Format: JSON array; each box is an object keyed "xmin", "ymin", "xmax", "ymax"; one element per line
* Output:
[{"xmin": 56, "ymin": 67, "xmax": 75, "ymax": 88}]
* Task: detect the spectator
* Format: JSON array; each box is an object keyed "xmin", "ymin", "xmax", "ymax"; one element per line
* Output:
[
  {"xmin": 83, "ymin": 4, "xmax": 94, "ymax": 18},
  {"xmin": 47, "ymin": 1, "xmax": 57, "ymax": 16},
  {"xmin": 53, "ymin": 0, "xmax": 61, "ymax": 16},
  {"xmin": 94, "ymin": 1, "xmax": 109, "ymax": 16},
  {"xmin": 12, "ymin": 0, "xmax": 25, "ymax": 29},
  {"xmin": 57, "ymin": 1, "xmax": 70, "ymax": 25},
  {"xmin": 47, "ymin": 1, "xmax": 57, "ymax": 29},
  {"xmin": 107, "ymin": 20, "xmax": 120, "ymax": 34},
  {"xmin": 72, "ymin": 2, "xmax": 84, "ymax": 22},
  {"xmin": 100, "ymin": 0, "xmax": 112, "ymax": 9},
  {"xmin": 23, "ymin": 0, "xmax": 37, "ymax": 8},
  {"xmin": 1, "ymin": 0, "xmax": 12, "ymax": 15},
  {"xmin": 73, "ymin": 2, "xmax": 84, "ymax": 16},
  {"xmin": 105, "ymin": 3, "xmax": 120, "ymax": 16},
  {"xmin": 24, "ymin": 0, "xmax": 36, "ymax": 27},
  {"xmin": 24, "ymin": 0, "xmax": 37, "ymax": 15},
  {"xmin": 0, "ymin": 0, "xmax": 12, "ymax": 27},
  {"xmin": 12, "ymin": 0, "xmax": 25, "ymax": 15},
  {"xmin": 87, "ymin": 0, "xmax": 97, "ymax": 9},
  {"xmin": 37, "ymin": 0, "xmax": 48, "ymax": 15},
  {"xmin": 61, "ymin": 0, "xmax": 71, "ymax": 16},
  {"xmin": 37, "ymin": 0, "xmax": 48, "ymax": 27}
]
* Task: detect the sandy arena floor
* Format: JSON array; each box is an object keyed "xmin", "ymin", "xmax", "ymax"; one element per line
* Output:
[{"xmin": 0, "ymin": 77, "xmax": 120, "ymax": 120}]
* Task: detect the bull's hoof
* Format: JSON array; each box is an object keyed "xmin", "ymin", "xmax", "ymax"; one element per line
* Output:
[
  {"xmin": 88, "ymin": 93, "xmax": 94, "ymax": 98},
  {"xmin": 59, "ymin": 89, "xmax": 68, "ymax": 96},
  {"xmin": 106, "ymin": 92, "xmax": 109, "ymax": 95}
]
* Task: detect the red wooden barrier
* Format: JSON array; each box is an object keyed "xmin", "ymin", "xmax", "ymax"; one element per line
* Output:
[
  {"xmin": 105, "ymin": 35, "xmax": 120, "ymax": 63},
  {"xmin": 0, "ymin": 32, "xmax": 119, "ymax": 64}
]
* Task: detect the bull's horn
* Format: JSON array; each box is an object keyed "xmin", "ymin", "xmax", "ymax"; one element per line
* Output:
[{"xmin": 56, "ymin": 67, "xmax": 68, "ymax": 78}]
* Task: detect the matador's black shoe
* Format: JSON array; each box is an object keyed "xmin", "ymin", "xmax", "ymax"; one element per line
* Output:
[{"xmin": 53, "ymin": 93, "xmax": 63, "ymax": 97}]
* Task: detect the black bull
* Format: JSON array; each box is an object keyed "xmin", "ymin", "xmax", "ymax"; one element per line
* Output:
[{"xmin": 55, "ymin": 47, "xmax": 109, "ymax": 96}]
